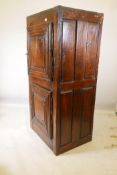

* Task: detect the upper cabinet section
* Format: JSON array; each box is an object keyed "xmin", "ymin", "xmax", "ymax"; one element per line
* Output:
[{"xmin": 27, "ymin": 6, "xmax": 103, "ymax": 83}]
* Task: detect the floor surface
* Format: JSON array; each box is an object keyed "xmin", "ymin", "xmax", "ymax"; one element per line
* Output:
[{"xmin": 0, "ymin": 104, "xmax": 117, "ymax": 175}]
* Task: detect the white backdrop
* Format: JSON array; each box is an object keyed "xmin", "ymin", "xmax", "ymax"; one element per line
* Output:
[{"xmin": 0, "ymin": 0, "xmax": 117, "ymax": 110}]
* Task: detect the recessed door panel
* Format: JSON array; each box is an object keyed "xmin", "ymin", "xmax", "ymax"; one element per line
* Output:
[
  {"xmin": 28, "ymin": 23, "xmax": 54, "ymax": 80},
  {"xmin": 31, "ymin": 84, "xmax": 53, "ymax": 139}
]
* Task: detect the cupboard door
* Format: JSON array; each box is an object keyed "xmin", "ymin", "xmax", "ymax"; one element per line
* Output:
[
  {"xmin": 31, "ymin": 84, "xmax": 53, "ymax": 139},
  {"xmin": 28, "ymin": 23, "xmax": 54, "ymax": 81}
]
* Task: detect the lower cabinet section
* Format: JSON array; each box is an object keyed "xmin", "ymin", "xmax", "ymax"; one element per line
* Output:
[
  {"xmin": 59, "ymin": 86, "xmax": 95, "ymax": 152},
  {"xmin": 29, "ymin": 84, "xmax": 96, "ymax": 154}
]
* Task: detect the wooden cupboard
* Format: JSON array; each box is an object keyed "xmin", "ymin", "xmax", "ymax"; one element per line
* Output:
[{"xmin": 27, "ymin": 6, "xmax": 104, "ymax": 155}]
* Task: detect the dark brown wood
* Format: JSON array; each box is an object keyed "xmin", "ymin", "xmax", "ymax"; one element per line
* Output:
[{"xmin": 27, "ymin": 5, "xmax": 104, "ymax": 155}]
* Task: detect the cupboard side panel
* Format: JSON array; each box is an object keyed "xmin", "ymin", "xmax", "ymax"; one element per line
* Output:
[
  {"xmin": 80, "ymin": 87, "xmax": 95, "ymax": 138},
  {"xmin": 84, "ymin": 23, "xmax": 99, "ymax": 79},
  {"xmin": 75, "ymin": 21, "xmax": 87, "ymax": 81},
  {"xmin": 75, "ymin": 21, "xmax": 100, "ymax": 81},
  {"xmin": 61, "ymin": 20, "xmax": 76, "ymax": 82},
  {"xmin": 60, "ymin": 91, "xmax": 73, "ymax": 146}
]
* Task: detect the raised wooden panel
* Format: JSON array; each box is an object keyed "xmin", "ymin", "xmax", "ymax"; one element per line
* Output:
[
  {"xmin": 31, "ymin": 36, "xmax": 45, "ymax": 69},
  {"xmin": 84, "ymin": 23, "xmax": 99, "ymax": 79},
  {"xmin": 61, "ymin": 20, "xmax": 76, "ymax": 82},
  {"xmin": 80, "ymin": 87, "xmax": 95, "ymax": 138},
  {"xmin": 75, "ymin": 21, "xmax": 87, "ymax": 80},
  {"xmin": 34, "ymin": 93, "xmax": 45, "ymax": 125},
  {"xmin": 72, "ymin": 89, "xmax": 81, "ymax": 142},
  {"xmin": 75, "ymin": 21, "xmax": 99, "ymax": 80},
  {"xmin": 28, "ymin": 23, "xmax": 54, "ymax": 81},
  {"xmin": 31, "ymin": 84, "xmax": 53, "ymax": 139},
  {"xmin": 60, "ymin": 90, "xmax": 73, "ymax": 146}
]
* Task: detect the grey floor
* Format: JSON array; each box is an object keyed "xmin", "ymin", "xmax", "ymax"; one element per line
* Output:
[{"xmin": 0, "ymin": 104, "xmax": 117, "ymax": 175}]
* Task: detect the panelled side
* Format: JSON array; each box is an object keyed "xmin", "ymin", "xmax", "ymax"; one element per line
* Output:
[{"xmin": 58, "ymin": 9, "xmax": 103, "ymax": 154}]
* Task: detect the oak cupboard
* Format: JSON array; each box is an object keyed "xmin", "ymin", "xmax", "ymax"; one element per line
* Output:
[{"xmin": 27, "ymin": 6, "xmax": 104, "ymax": 155}]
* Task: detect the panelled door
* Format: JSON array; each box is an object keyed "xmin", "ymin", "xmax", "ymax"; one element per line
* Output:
[
  {"xmin": 27, "ymin": 20, "xmax": 54, "ymax": 147},
  {"xmin": 59, "ymin": 19, "xmax": 100, "ymax": 148},
  {"xmin": 28, "ymin": 22, "xmax": 54, "ymax": 80}
]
